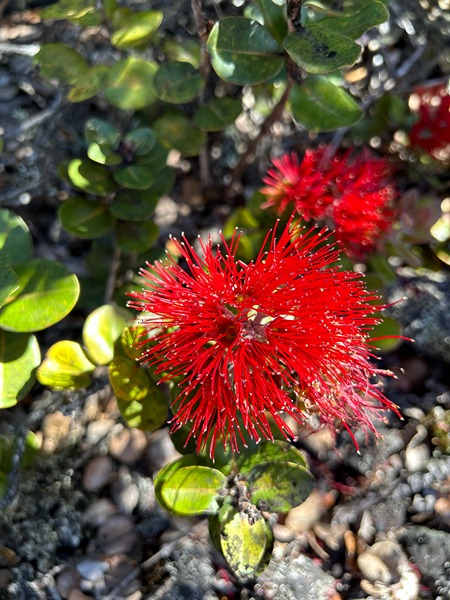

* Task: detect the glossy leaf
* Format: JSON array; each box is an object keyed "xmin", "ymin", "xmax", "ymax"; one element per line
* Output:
[
  {"xmin": 125, "ymin": 128, "xmax": 157, "ymax": 156},
  {"xmin": 319, "ymin": 2, "xmax": 389, "ymax": 40},
  {"xmin": 115, "ymin": 220, "xmax": 159, "ymax": 254},
  {"xmin": 238, "ymin": 440, "xmax": 309, "ymax": 474},
  {"xmin": 252, "ymin": 0, "xmax": 288, "ymax": 45},
  {"xmin": 109, "ymin": 356, "xmax": 153, "ymax": 402},
  {"xmin": 120, "ymin": 326, "xmax": 147, "ymax": 361},
  {"xmin": 134, "ymin": 140, "xmax": 169, "ymax": 169},
  {"xmin": 206, "ymin": 17, "xmax": 284, "ymax": 85},
  {"xmin": 0, "ymin": 331, "xmax": 40, "ymax": 408},
  {"xmin": 193, "ymin": 97, "xmax": 242, "ymax": 131},
  {"xmin": 284, "ymin": 23, "xmax": 361, "ymax": 74},
  {"xmin": 290, "ymin": 76, "xmax": 362, "ymax": 131},
  {"xmin": 83, "ymin": 304, "xmax": 131, "ymax": 365},
  {"xmin": 0, "ymin": 208, "xmax": 32, "ymax": 265},
  {"xmin": 153, "ymin": 112, "xmax": 206, "ymax": 157},
  {"xmin": 154, "ymin": 62, "xmax": 204, "ymax": 104},
  {"xmin": 113, "ymin": 165, "xmax": 157, "ymax": 190},
  {"xmin": 67, "ymin": 65, "xmax": 111, "ymax": 103},
  {"xmin": 40, "ymin": 0, "xmax": 101, "ymax": 26},
  {"xmin": 160, "ymin": 465, "xmax": 226, "ymax": 516},
  {"xmin": 105, "ymin": 58, "xmax": 158, "ymax": 110},
  {"xmin": 111, "ymin": 10, "xmax": 163, "ymax": 48},
  {"xmin": 34, "ymin": 43, "xmax": 89, "ymax": 84},
  {"xmin": 154, "ymin": 455, "xmax": 211, "ymax": 511},
  {"xmin": 110, "ymin": 189, "xmax": 159, "ymax": 221},
  {"xmin": 67, "ymin": 159, "xmax": 118, "ymax": 196},
  {"xmin": 0, "ymin": 259, "xmax": 79, "ymax": 332},
  {"xmin": 87, "ymin": 143, "xmax": 122, "ymax": 166},
  {"xmin": 247, "ymin": 461, "xmax": 314, "ymax": 513},
  {"xmin": 115, "ymin": 380, "xmax": 167, "ymax": 431},
  {"xmin": 0, "ymin": 263, "xmax": 19, "ymax": 308},
  {"xmin": 37, "ymin": 340, "xmax": 96, "ymax": 390},
  {"xmin": 59, "ymin": 197, "xmax": 115, "ymax": 239},
  {"xmin": 211, "ymin": 505, "xmax": 274, "ymax": 579},
  {"xmin": 85, "ymin": 118, "xmax": 121, "ymax": 147}
]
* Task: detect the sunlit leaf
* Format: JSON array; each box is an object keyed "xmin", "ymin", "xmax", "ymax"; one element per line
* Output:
[
  {"xmin": 0, "ymin": 332, "xmax": 40, "ymax": 407},
  {"xmin": 67, "ymin": 65, "xmax": 111, "ymax": 102},
  {"xmin": 37, "ymin": 340, "xmax": 96, "ymax": 390},
  {"xmin": 83, "ymin": 304, "xmax": 131, "ymax": 365},
  {"xmin": 34, "ymin": 43, "xmax": 89, "ymax": 84},
  {"xmin": 105, "ymin": 57, "xmax": 158, "ymax": 110},
  {"xmin": 0, "ymin": 208, "xmax": 32, "ymax": 266},
  {"xmin": 111, "ymin": 10, "xmax": 163, "ymax": 48},
  {"xmin": 67, "ymin": 159, "xmax": 118, "ymax": 196},
  {"xmin": 0, "ymin": 263, "xmax": 19, "ymax": 308}
]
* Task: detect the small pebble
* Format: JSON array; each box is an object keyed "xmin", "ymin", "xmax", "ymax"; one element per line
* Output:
[
  {"xmin": 97, "ymin": 515, "xmax": 138, "ymax": 555},
  {"xmin": 86, "ymin": 419, "xmax": 115, "ymax": 445},
  {"xmin": 56, "ymin": 567, "xmax": 81, "ymax": 599},
  {"xmin": 82, "ymin": 498, "xmax": 117, "ymax": 527},
  {"xmin": 404, "ymin": 443, "xmax": 431, "ymax": 472},
  {"xmin": 82, "ymin": 456, "xmax": 115, "ymax": 492},
  {"xmin": 76, "ymin": 558, "xmax": 108, "ymax": 581},
  {"xmin": 68, "ymin": 591, "xmax": 94, "ymax": 600},
  {"xmin": 435, "ymin": 497, "xmax": 450, "ymax": 515},
  {"xmin": 109, "ymin": 427, "xmax": 147, "ymax": 465},
  {"xmin": 111, "ymin": 470, "xmax": 140, "ymax": 515}
]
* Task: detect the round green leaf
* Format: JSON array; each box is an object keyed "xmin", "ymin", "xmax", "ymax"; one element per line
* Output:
[
  {"xmin": 87, "ymin": 142, "xmax": 122, "ymax": 166},
  {"xmin": 248, "ymin": 461, "xmax": 314, "ymax": 513},
  {"xmin": 134, "ymin": 140, "xmax": 168, "ymax": 169},
  {"xmin": 193, "ymin": 97, "xmax": 242, "ymax": 131},
  {"xmin": 85, "ymin": 118, "xmax": 121, "ymax": 147},
  {"xmin": 0, "ymin": 259, "xmax": 79, "ymax": 332},
  {"xmin": 67, "ymin": 159, "xmax": 118, "ymax": 196},
  {"xmin": 113, "ymin": 165, "xmax": 157, "ymax": 190},
  {"xmin": 0, "ymin": 331, "xmax": 40, "ymax": 408},
  {"xmin": 105, "ymin": 58, "xmax": 158, "ymax": 110},
  {"xmin": 160, "ymin": 465, "xmax": 226, "ymax": 516},
  {"xmin": 213, "ymin": 505, "xmax": 274, "ymax": 579},
  {"xmin": 59, "ymin": 198, "xmax": 115, "ymax": 239},
  {"xmin": 111, "ymin": 10, "xmax": 163, "ymax": 49},
  {"xmin": 290, "ymin": 76, "xmax": 362, "ymax": 131},
  {"xmin": 110, "ymin": 189, "xmax": 158, "ymax": 221},
  {"xmin": 319, "ymin": 2, "xmax": 389, "ymax": 40},
  {"xmin": 34, "ymin": 43, "xmax": 89, "ymax": 84},
  {"xmin": 115, "ymin": 384, "xmax": 168, "ymax": 432},
  {"xmin": 40, "ymin": 0, "xmax": 101, "ymax": 26},
  {"xmin": 145, "ymin": 166, "xmax": 175, "ymax": 197},
  {"xmin": 154, "ymin": 62, "xmax": 205, "ymax": 104},
  {"xmin": 0, "ymin": 263, "xmax": 19, "ymax": 308},
  {"xmin": 67, "ymin": 65, "xmax": 111, "ymax": 103},
  {"xmin": 83, "ymin": 304, "xmax": 131, "ymax": 365},
  {"xmin": 154, "ymin": 455, "xmax": 212, "ymax": 510},
  {"xmin": 109, "ymin": 355, "xmax": 152, "ymax": 402},
  {"xmin": 370, "ymin": 317, "xmax": 402, "ymax": 353},
  {"xmin": 153, "ymin": 112, "xmax": 206, "ymax": 157},
  {"xmin": 206, "ymin": 17, "xmax": 284, "ymax": 85},
  {"xmin": 115, "ymin": 220, "xmax": 159, "ymax": 254},
  {"xmin": 238, "ymin": 440, "xmax": 309, "ymax": 474},
  {"xmin": 125, "ymin": 128, "xmax": 157, "ymax": 156},
  {"xmin": 283, "ymin": 23, "xmax": 361, "ymax": 74},
  {"xmin": 37, "ymin": 340, "xmax": 96, "ymax": 390},
  {"xmin": 0, "ymin": 208, "xmax": 32, "ymax": 265}
]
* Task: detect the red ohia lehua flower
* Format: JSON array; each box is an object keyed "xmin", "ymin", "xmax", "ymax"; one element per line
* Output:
[
  {"xmin": 261, "ymin": 146, "xmax": 397, "ymax": 260},
  {"xmin": 128, "ymin": 218, "xmax": 400, "ymax": 457},
  {"xmin": 409, "ymin": 83, "xmax": 450, "ymax": 162}
]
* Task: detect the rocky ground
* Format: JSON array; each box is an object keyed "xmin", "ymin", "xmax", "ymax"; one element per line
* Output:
[{"xmin": 1, "ymin": 3, "xmax": 450, "ymax": 600}]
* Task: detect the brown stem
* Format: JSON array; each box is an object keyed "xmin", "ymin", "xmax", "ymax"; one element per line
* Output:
[
  {"xmin": 286, "ymin": 0, "xmax": 304, "ymax": 31},
  {"xmin": 231, "ymin": 80, "xmax": 294, "ymax": 180}
]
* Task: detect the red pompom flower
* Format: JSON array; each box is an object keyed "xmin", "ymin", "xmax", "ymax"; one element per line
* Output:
[
  {"xmin": 409, "ymin": 83, "xmax": 450, "ymax": 162},
  {"xmin": 128, "ymin": 219, "xmax": 400, "ymax": 457},
  {"xmin": 261, "ymin": 147, "xmax": 397, "ymax": 259}
]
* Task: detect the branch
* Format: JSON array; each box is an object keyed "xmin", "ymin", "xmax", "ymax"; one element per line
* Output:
[{"xmin": 231, "ymin": 80, "xmax": 294, "ymax": 180}]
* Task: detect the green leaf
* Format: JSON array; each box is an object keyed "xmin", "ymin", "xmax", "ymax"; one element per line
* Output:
[
  {"xmin": 154, "ymin": 455, "xmax": 212, "ymax": 510},
  {"xmin": 252, "ymin": 0, "xmax": 288, "ymax": 45},
  {"xmin": 87, "ymin": 143, "xmax": 122, "ymax": 166},
  {"xmin": 206, "ymin": 17, "xmax": 284, "ymax": 85},
  {"xmin": 0, "ymin": 208, "xmax": 33, "ymax": 265},
  {"xmin": 210, "ymin": 504, "xmax": 274, "ymax": 579},
  {"xmin": 34, "ymin": 43, "xmax": 89, "ymax": 84},
  {"xmin": 125, "ymin": 128, "xmax": 157, "ymax": 156},
  {"xmin": 284, "ymin": 23, "xmax": 361, "ymax": 74},
  {"xmin": 67, "ymin": 159, "xmax": 118, "ymax": 196},
  {"xmin": 109, "ymin": 355, "xmax": 153, "ymax": 402},
  {"xmin": 40, "ymin": 0, "xmax": 101, "ymax": 26},
  {"xmin": 154, "ymin": 62, "xmax": 205, "ymax": 104},
  {"xmin": 85, "ymin": 118, "xmax": 121, "ymax": 147},
  {"xmin": 160, "ymin": 465, "xmax": 226, "ymax": 516},
  {"xmin": 67, "ymin": 65, "xmax": 111, "ymax": 102},
  {"xmin": 238, "ymin": 440, "xmax": 309, "ymax": 474},
  {"xmin": 83, "ymin": 304, "xmax": 131, "ymax": 365},
  {"xmin": 37, "ymin": 340, "xmax": 96, "ymax": 390},
  {"xmin": 153, "ymin": 112, "xmax": 206, "ymax": 157},
  {"xmin": 113, "ymin": 165, "xmax": 157, "ymax": 190},
  {"xmin": 162, "ymin": 38, "xmax": 202, "ymax": 69},
  {"xmin": 0, "ymin": 262, "xmax": 19, "ymax": 308},
  {"xmin": 59, "ymin": 198, "xmax": 115, "ymax": 239},
  {"xmin": 134, "ymin": 140, "xmax": 169, "ymax": 169},
  {"xmin": 115, "ymin": 220, "xmax": 159, "ymax": 254},
  {"xmin": 120, "ymin": 325, "xmax": 147, "ymax": 360},
  {"xmin": 105, "ymin": 57, "xmax": 158, "ymax": 110},
  {"xmin": 193, "ymin": 97, "xmax": 242, "ymax": 131},
  {"xmin": 290, "ymin": 76, "xmax": 362, "ymax": 131},
  {"xmin": 370, "ymin": 317, "xmax": 402, "ymax": 353},
  {"xmin": 110, "ymin": 189, "xmax": 159, "ymax": 221},
  {"xmin": 0, "ymin": 332, "xmax": 40, "ymax": 408},
  {"xmin": 0, "ymin": 259, "xmax": 79, "ymax": 332},
  {"xmin": 319, "ymin": 2, "xmax": 389, "ymax": 40},
  {"xmin": 247, "ymin": 461, "xmax": 314, "ymax": 513},
  {"xmin": 111, "ymin": 10, "xmax": 163, "ymax": 48}
]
